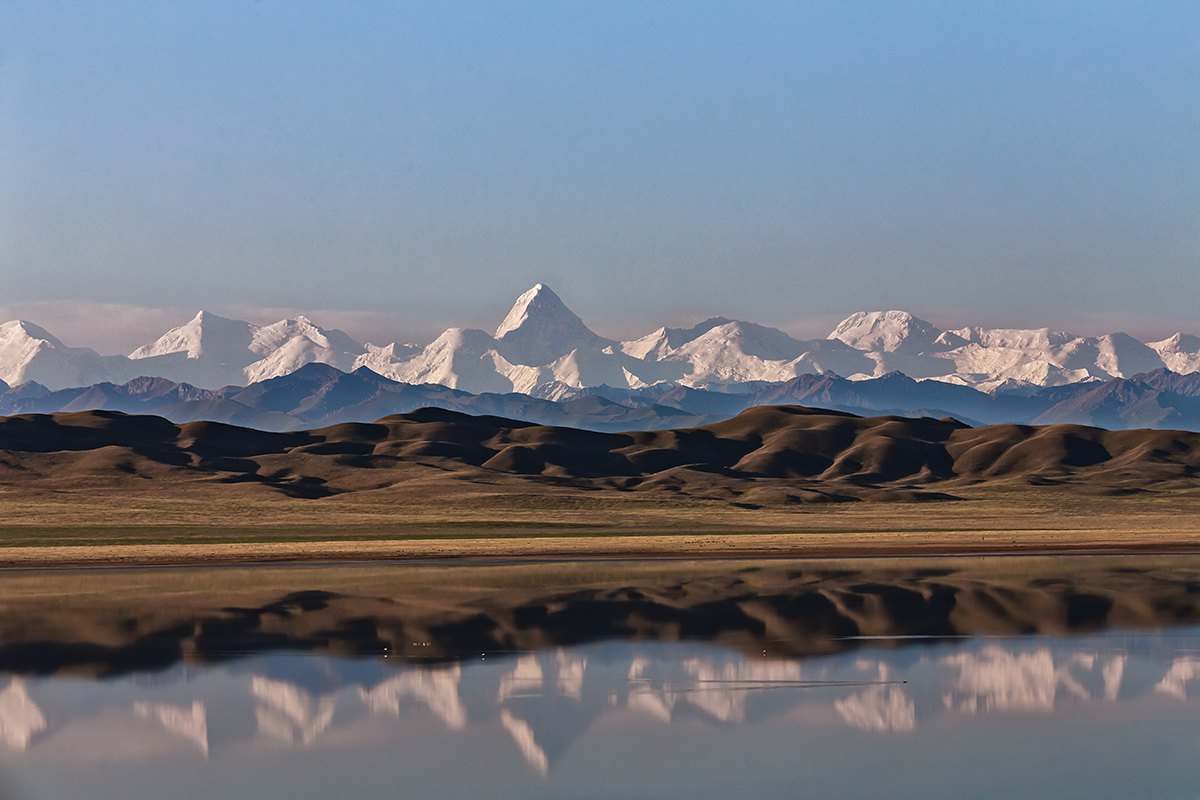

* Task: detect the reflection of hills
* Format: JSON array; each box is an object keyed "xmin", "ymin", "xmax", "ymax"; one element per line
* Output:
[{"xmin": 3, "ymin": 559, "xmax": 1200, "ymax": 678}]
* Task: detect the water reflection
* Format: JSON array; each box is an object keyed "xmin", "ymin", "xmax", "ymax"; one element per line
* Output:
[
  {"xmin": 3, "ymin": 631, "xmax": 1200, "ymax": 798},
  {"xmin": 0, "ymin": 680, "xmax": 45, "ymax": 749},
  {"xmin": 4, "ymin": 557, "xmax": 1200, "ymax": 798},
  {"xmin": 131, "ymin": 700, "xmax": 208, "ymax": 756},
  {"xmin": 1155, "ymin": 656, "xmax": 1200, "ymax": 699},
  {"xmin": 359, "ymin": 665, "xmax": 467, "ymax": 728}
]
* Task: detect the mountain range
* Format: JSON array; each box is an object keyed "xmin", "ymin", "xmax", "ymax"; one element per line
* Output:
[
  {"xmin": 5, "ymin": 284, "xmax": 1200, "ymax": 397},
  {"xmin": 6, "ymin": 360, "xmax": 1200, "ymax": 433}
]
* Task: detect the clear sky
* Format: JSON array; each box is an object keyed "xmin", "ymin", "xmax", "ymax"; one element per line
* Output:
[{"xmin": 1, "ymin": 1, "xmax": 1198, "ymax": 352}]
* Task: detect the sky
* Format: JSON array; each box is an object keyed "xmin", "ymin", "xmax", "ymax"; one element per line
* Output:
[{"xmin": 1, "ymin": 0, "xmax": 1199, "ymax": 353}]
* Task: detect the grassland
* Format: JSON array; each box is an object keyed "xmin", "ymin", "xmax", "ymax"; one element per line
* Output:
[
  {"xmin": 4, "ymin": 407, "xmax": 1200, "ymax": 566},
  {"xmin": 2, "ymin": 487, "xmax": 1199, "ymax": 567}
]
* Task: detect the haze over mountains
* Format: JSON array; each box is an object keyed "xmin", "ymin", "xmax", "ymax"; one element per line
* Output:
[
  {"xmin": 9, "ymin": 361, "xmax": 1200, "ymax": 433},
  {"xmin": 5, "ymin": 284, "xmax": 1200, "ymax": 398}
]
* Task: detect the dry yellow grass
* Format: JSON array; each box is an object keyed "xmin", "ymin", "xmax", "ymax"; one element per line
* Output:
[{"xmin": 2, "ymin": 486, "xmax": 1199, "ymax": 566}]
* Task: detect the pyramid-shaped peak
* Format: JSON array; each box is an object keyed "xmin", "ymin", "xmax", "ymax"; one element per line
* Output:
[
  {"xmin": 494, "ymin": 284, "xmax": 606, "ymax": 366},
  {"xmin": 0, "ymin": 319, "xmax": 63, "ymax": 345},
  {"xmin": 495, "ymin": 284, "xmax": 579, "ymax": 338},
  {"xmin": 131, "ymin": 311, "xmax": 257, "ymax": 360},
  {"xmin": 190, "ymin": 310, "xmax": 246, "ymax": 326}
]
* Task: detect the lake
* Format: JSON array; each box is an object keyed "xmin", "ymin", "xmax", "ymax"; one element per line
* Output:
[{"xmin": 1, "ymin": 556, "xmax": 1198, "ymax": 799}]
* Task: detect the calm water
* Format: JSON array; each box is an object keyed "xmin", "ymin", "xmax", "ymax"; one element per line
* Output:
[{"xmin": 1, "ymin": 558, "xmax": 1199, "ymax": 799}]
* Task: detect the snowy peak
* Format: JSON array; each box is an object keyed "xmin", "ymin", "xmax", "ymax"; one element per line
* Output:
[
  {"xmin": 494, "ymin": 284, "xmax": 607, "ymax": 366},
  {"xmin": 495, "ymin": 284, "xmax": 571, "ymax": 338},
  {"xmin": 621, "ymin": 318, "xmax": 734, "ymax": 361},
  {"xmin": 828, "ymin": 311, "xmax": 945, "ymax": 353},
  {"xmin": 126, "ymin": 312, "xmax": 366, "ymax": 388},
  {"xmin": 1148, "ymin": 332, "xmax": 1200, "ymax": 375},
  {"xmin": 249, "ymin": 316, "xmax": 360, "ymax": 357},
  {"xmin": 0, "ymin": 320, "xmax": 73, "ymax": 358},
  {"xmin": 0, "ymin": 319, "xmax": 128, "ymax": 389},
  {"xmin": 241, "ymin": 318, "xmax": 365, "ymax": 385},
  {"xmin": 130, "ymin": 311, "xmax": 256, "ymax": 361},
  {"xmin": 5, "ymin": 293, "xmax": 1200, "ymax": 396},
  {"xmin": 949, "ymin": 326, "xmax": 1077, "ymax": 350},
  {"xmin": 1153, "ymin": 332, "xmax": 1200, "ymax": 352},
  {"xmin": 1092, "ymin": 332, "xmax": 1165, "ymax": 379},
  {"xmin": 380, "ymin": 327, "xmax": 513, "ymax": 393}
]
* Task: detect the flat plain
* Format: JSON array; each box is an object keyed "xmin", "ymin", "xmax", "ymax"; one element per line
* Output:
[{"xmin": 3, "ymin": 405, "xmax": 1200, "ymax": 566}]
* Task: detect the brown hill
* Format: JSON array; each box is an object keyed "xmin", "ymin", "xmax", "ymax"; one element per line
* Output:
[{"xmin": 3, "ymin": 405, "xmax": 1200, "ymax": 506}]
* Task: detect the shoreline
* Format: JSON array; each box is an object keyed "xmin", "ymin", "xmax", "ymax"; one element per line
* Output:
[{"xmin": 4, "ymin": 529, "xmax": 1200, "ymax": 569}]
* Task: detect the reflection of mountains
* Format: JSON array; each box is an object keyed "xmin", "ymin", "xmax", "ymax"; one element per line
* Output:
[
  {"xmin": 6, "ymin": 640, "xmax": 1200, "ymax": 775},
  {"xmin": 3, "ymin": 559, "xmax": 1200, "ymax": 678}
]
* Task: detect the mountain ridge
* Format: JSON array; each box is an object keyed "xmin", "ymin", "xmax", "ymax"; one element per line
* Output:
[
  {"xmin": 8, "ymin": 362, "xmax": 1200, "ymax": 434},
  {"xmin": 6, "ymin": 285, "xmax": 1200, "ymax": 395}
]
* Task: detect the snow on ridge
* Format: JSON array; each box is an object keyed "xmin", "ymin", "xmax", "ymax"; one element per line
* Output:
[
  {"xmin": 829, "ymin": 311, "xmax": 944, "ymax": 353},
  {"xmin": 0, "ymin": 319, "xmax": 129, "ymax": 389},
  {"xmin": 1148, "ymin": 333, "xmax": 1200, "ymax": 375},
  {"xmin": 5, "ymin": 288, "xmax": 1200, "ymax": 394},
  {"xmin": 494, "ymin": 283, "xmax": 609, "ymax": 366},
  {"xmin": 130, "ymin": 310, "xmax": 257, "ymax": 361},
  {"xmin": 620, "ymin": 318, "xmax": 735, "ymax": 360},
  {"xmin": 949, "ymin": 326, "xmax": 1077, "ymax": 351},
  {"xmin": 495, "ymin": 283, "xmax": 551, "ymax": 339},
  {"xmin": 124, "ymin": 311, "xmax": 367, "ymax": 388}
]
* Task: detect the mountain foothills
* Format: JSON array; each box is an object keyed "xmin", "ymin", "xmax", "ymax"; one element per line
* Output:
[
  {"xmin": 5, "ymin": 285, "xmax": 1200, "ymax": 398},
  {"xmin": 5, "ymin": 405, "xmax": 1200, "ymax": 507},
  {"xmin": 7, "ymin": 361, "xmax": 1200, "ymax": 433}
]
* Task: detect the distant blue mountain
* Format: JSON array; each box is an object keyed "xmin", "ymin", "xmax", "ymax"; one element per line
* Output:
[{"xmin": 4, "ymin": 363, "xmax": 1200, "ymax": 433}]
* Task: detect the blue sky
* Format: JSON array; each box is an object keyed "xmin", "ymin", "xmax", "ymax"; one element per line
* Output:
[{"xmin": 1, "ymin": 1, "xmax": 1198, "ymax": 351}]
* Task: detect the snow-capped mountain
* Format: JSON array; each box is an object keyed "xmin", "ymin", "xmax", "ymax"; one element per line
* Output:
[
  {"xmin": 622, "ymin": 318, "xmax": 875, "ymax": 387},
  {"xmin": 128, "ymin": 311, "xmax": 367, "ymax": 388},
  {"xmin": 830, "ymin": 310, "xmax": 946, "ymax": 354},
  {"xmin": 357, "ymin": 285, "xmax": 644, "ymax": 397},
  {"xmin": 4, "ymin": 285, "xmax": 1200, "ymax": 394},
  {"xmin": 1148, "ymin": 333, "xmax": 1200, "ymax": 375},
  {"xmin": 824, "ymin": 311, "xmax": 1187, "ymax": 391},
  {"xmin": 0, "ymin": 320, "xmax": 132, "ymax": 389},
  {"xmin": 494, "ymin": 283, "xmax": 610, "ymax": 366}
]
